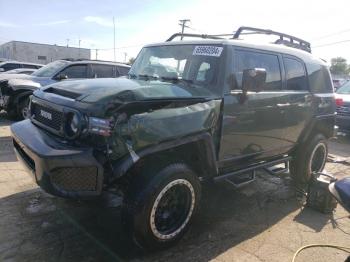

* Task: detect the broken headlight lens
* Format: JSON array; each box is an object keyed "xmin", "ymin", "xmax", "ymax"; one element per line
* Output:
[
  {"xmin": 65, "ymin": 112, "xmax": 82, "ymax": 139},
  {"xmin": 88, "ymin": 117, "xmax": 112, "ymax": 137}
]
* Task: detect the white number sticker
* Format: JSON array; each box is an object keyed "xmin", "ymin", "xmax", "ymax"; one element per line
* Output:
[{"xmin": 193, "ymin": 46, "xmax": 223, "ymax": 57}]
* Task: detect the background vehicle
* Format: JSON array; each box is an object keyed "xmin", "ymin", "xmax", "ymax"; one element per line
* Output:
[
  {"xmin": 4, "ymin": 68, "xmax": 37, "ymax": 75},
  {"xmin": 11, "ymin": 27, "xmax": 335, "ymax": 250},
  {"xmin": 0, "ymin": 59, "xmax": 130, "ymax": 119},
  {"xmin": 0, "ymin": 61, "xmax": 42, "ymax": 72},
  {"xmin": 335, "ymin": 81, "xmax": 350, "ymax": 133}
]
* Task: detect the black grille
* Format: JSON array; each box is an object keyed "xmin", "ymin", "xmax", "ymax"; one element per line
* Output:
[
  {"xmin": 50, "ymin": 167, "xmax": 98, "ymax": 191},
  {"xmin": 32, "ymin": 103, "xmax": 64, "ymax": 131}
]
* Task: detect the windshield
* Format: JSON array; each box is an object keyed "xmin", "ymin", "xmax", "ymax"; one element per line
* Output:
[
  {"xmin": 31, "ymin": 60, "xmax": 68, "ymax": 77},
  {"xmin": 129, "ymin": 44, "xmax": 224, "ymax": 94},
  {"xmin": 336, "ymin": 81, "xmax": 350, "ymax": 94}
]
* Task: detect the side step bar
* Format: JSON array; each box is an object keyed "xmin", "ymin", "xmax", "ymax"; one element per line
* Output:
[
  {"xmin": 224, "ymin": 171, "xmax": 256, "ymax": 188},
  {"xmin": 264, "ymin": 161, "xmax": 289, "ymax": 176},
  {"xmin": 214, "ymin": 156, "xmax": 292, "ymax": 187}
]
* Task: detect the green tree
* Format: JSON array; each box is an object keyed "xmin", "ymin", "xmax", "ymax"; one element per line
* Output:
[
  {"xmin": 330, "ymin": 57, "xmax": 349, "ymax": 75},
  {"xmin": 128, "ymin": 57, "xmax": 135, "ymax": 65}
]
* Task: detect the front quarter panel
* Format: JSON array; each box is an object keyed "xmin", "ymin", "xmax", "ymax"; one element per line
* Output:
[{"xmin": 106, "ymin": 99, "xmax": 222, "ymax": 178}]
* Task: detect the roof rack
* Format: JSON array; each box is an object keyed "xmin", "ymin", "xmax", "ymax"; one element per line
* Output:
[
  {"xmin": 166, "ymin": 33, "xmax": 224, "ymax": 42},
  {"xmin": 233, "ymin": 26, "xmax": 311, "ymax": 53},
  {"xmin": 166, "ymin": 26, "xmax": 311, "ymax": 53}
]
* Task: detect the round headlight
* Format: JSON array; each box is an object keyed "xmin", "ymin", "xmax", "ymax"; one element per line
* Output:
[
  {"xmin": 70, "ymin": 114, "xmax": 79, "ymax": 133},
  {"xmin": 65, "ymin": 112, "xmax": 81, "ymax": 139}
]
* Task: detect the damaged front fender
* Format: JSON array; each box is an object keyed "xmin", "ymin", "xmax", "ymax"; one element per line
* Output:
[{"xmin": 108, "ymin": 99, "xmax": 222, "ymax": 179}]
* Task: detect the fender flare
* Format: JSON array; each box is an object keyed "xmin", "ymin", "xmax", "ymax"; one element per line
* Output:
[
  {"xmin": 110, "ymin": 132, "xmax": 218, "ymax": 181},
  {"xmin": 299, "ymin": 114, "xmax": 336, "ymax": 145}
]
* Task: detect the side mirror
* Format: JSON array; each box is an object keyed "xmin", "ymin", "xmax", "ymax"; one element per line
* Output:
[
  {"xmin": 55, "ymin": 73, "xmax": 68, "ymax": 80},
  {"xmin": 242, "ymin": 68, "xmax": 266, "ymax": 92}
]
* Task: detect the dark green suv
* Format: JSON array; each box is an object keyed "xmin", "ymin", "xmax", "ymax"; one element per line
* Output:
[{"xmin": 11, "ymin": 27, "xmax": 336, "ymax": 249}]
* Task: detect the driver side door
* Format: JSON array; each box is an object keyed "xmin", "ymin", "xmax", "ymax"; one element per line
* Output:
[{"xmin": 219, "ymin": 48, "xmax": 289, "ymax": 169}]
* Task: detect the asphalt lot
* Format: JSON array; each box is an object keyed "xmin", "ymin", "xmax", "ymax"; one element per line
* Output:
[{"xmin": 0, "ymin": 111, "xmax": 350, "ymax": 262}]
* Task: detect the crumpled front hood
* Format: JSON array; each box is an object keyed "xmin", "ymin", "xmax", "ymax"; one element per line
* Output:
[
  {"xmin": 41, "ymin": 77, "xmax": 216, "ymax": 103},
  {"xmin": 7, "ymin": 76, "xmax": 54, "ymax": 91}
]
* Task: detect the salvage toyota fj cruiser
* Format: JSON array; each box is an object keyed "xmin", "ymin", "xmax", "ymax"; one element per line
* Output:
[{"xmin": 11, "ymin": 27, "xmax": 336, "ymax": 249}]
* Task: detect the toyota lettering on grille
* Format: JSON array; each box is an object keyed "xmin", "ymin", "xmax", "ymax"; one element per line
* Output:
[{"xmin": 40, "ymin": 109, "xmax": 52, "ymax": 120}]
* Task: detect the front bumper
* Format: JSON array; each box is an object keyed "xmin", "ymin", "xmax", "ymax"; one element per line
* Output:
[
  {"xmin": 11, "ymin": 120, "xmax": 104, "ymax": 198},
  {"xmin": 336, "ymin": 114, "xmax": 350, "ymax": 133}
]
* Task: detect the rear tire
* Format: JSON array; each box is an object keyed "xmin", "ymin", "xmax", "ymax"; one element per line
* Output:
[
  {"xmin": 290, "ymin": 134, "xmax": 328, "ymax": 188},
  {"xmin": 122, "ymin": 163, "xmax": 201, "ymax": 250}
]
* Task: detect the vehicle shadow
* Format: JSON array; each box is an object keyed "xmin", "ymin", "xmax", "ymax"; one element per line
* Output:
[
  {"xmin": 0, "ymin": 171, "xmax": 325, "ymax": 262},
  {"xmin": 0, "ymin": 136, "xmax": 17, "ymax": 162}
]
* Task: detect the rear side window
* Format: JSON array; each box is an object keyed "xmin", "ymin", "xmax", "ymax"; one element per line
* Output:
[
  {"xmin": 306, "ymin": 63, "xmax": 333, "ymax": 93},
  {"xmin": 235, "ymin": 50, "xmax": 282, "ymax": 90},
  {"xmin": 1, "ymin": 63, "xmax": 20, "ymax": 71},
  {"xmin": 91, "ymin": 64, "xmax": 115, "ymax": 78},
  {"xmin": 60, "ymin": 64, "xmax": 87, "ymax": 79},
  {"xmin": 284, "ymin": 58, "xmax": 308, "ymax": 90},
  {"xmin": 23, "ymin": 64, "xmax": 39, "ymax": 69},
  {"xmin": 117, "ymin": 66, "xmax": 130, "ymax": 76}
]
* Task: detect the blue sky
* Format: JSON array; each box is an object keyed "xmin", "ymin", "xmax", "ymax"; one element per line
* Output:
[{"xmin": 1, "ymin": 0, "xmax": 350, "ymax": 62}]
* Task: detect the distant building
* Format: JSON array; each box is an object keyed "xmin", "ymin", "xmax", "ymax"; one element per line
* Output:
[{"xmin": 0, "ymin": 41, "xmax": 90, "ymax": 64}]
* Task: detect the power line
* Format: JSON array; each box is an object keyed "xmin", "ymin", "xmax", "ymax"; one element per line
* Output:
[
  {"xmin": 312, "ymin": 28, "xmax": 350, "ymax": 41},
  {"xmin": 96, "ymin": 44, "xmax": 143, "ymax": 51},
  {"xmin": 313, "ymin": 39, "xmax": 350, "ymax": 48}
]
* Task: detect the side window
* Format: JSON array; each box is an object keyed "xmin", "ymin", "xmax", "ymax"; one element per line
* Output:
[
  {"xmin": 117, "ymin": 66, "xmax": 130, "ymax": 76},
  {"xmin": 2, "ymin": 63, "xmax": 20, "ymax": 71},
  {"xmin": 91, "ymin": 64, "xmax": 114, "ymax": 78},
  {"xmin": 196, "ymin": 62, "xmax": 210, "ymax": 81},
  {"xmin": 60, "ymin": 64, "xmax": 87, "ymax": 79},
  {"xmin": 236, "ymin": 50, "xmax": 282, "ymax": 90},
  {"xmin": 306, "ymin": 63, "xmax": 333, "ymax": 93},
  {"xmin": 23, "ymin": 64, "xmax": 38, "ymax": 69},
  {"xmin": 284, "ymin": 58, "xmax": 308, "ymax": 90}
]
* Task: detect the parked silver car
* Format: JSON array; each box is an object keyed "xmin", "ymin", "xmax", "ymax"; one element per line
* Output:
[
  {"xmin": 335, "ymin": 81, "xmax": 350, "ymax": 133},
  {"xmin": 0, "ymin": 59, "xmax": 130, "ymax": 119},
  {"xmin": 4, "ymin": 68, "xmax": 37, "ymax": 75},
  {"xmin": 0, "ymin": 61, "xmax": 42, "ymax": 72}
]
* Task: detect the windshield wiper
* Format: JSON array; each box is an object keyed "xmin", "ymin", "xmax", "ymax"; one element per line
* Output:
[
  {"xmin": 160, "ymin": 77, "xmax": 196, "ymax": 87},
  {"xmin": 128, "ymin": 73, "xmax": 159, "ymax": 80},
  {"xmin": 128, "ymin": 73, "xmax": 138, "ymax": 79},
  {"xmin": 137, "ymin": 74, "xmax": 159, "ymax": 80}
]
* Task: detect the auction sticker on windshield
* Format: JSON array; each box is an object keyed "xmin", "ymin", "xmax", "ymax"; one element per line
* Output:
[{"xmin": 193, "ymin": 46, "xmax": 223, "ymax": 57}]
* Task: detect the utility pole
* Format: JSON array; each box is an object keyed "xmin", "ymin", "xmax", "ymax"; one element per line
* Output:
[
  {"xmin": 113, "ymin": 17, "xmax": 116, "ymax": 62},
  {"xmin": 178, "ymin": 19, "xmax": 190, "ymax": 40},
  {"xmin": 95, "ymin": 49, "xmax": 98, "ymax": 60},
  {"xmin": 78, "ymin": 38, "xmax": 81, "ymax": 58},
  {"xmin": 123, "ymin": 52, "xmax": 127, "ymax": 63},
  {"xmin": 66, "ymin": 38, "xmax": 70, "ymax": 47}
]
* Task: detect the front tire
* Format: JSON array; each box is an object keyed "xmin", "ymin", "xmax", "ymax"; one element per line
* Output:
[
  {"xmin": 122, "ymin": 163, "xmax": 201, "ymax": 250},
  {"xmin": 290, "ymin": 134, "xmax": 328, "ymax": 188}
]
